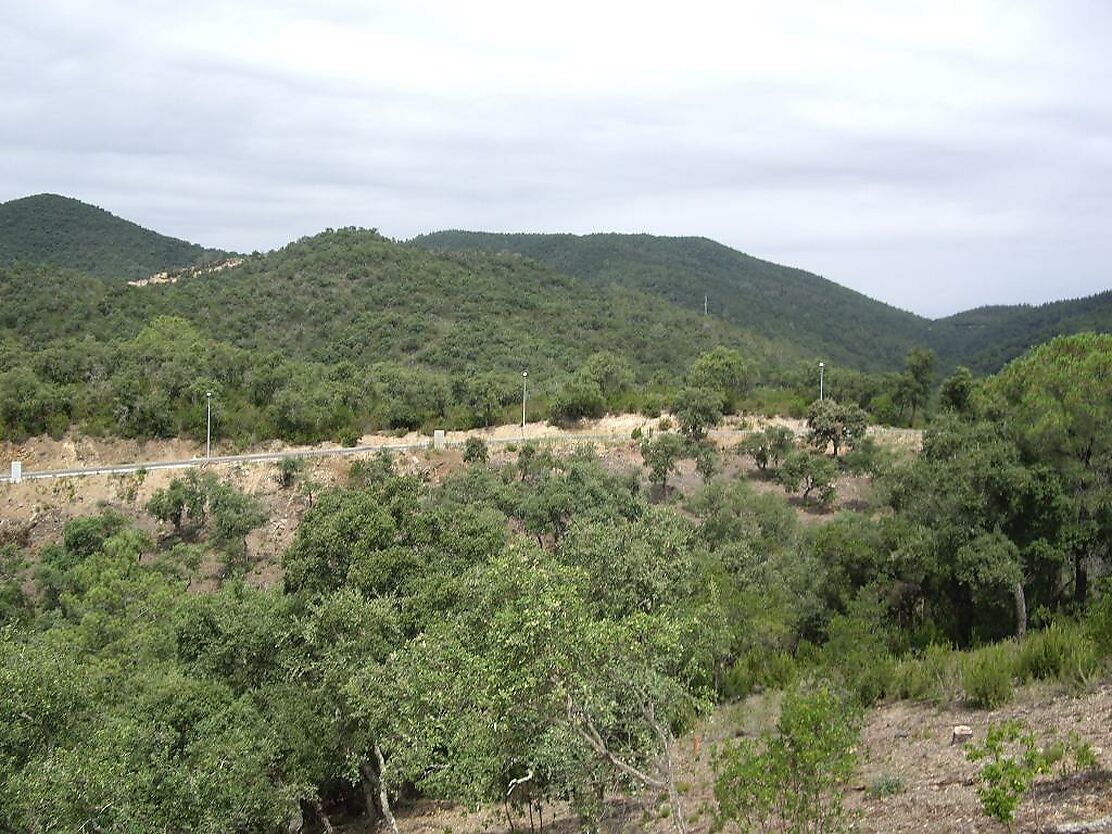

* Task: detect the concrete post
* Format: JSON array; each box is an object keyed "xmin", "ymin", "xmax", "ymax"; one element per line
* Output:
[
  {"xmin": 10, "ymin": 461, "xmax": 22, "ymax": 483},
  {"xmin": 433, "ymin": 430, "xmax": 446, "ymax": 450}
]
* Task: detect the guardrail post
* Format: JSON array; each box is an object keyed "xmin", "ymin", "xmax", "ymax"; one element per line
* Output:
[
  {"xmin": 433, "ymin": 430, "xmax": 446, "ymax": 450},
  {"xmin": 10, "ymin": 461, "xmax": 22, "ymax": 483}
]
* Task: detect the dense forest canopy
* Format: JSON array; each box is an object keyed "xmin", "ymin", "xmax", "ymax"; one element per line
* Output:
[
  {"xmin": 929, "ymin": 290, "xmax": 1112, "ymax": 373},
  {"xmin": 412, "ymin": 230, "xmax": 931, "ymax": 371},
  {"xmin": 0, "ymin": 230, "xmax": 787, "ymax": 443}
]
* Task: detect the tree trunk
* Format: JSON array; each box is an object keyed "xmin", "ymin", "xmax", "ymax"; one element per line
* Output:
[
  {"xmin": 1074, "ymin": 552, "xmax": 1089, "ymax": 605},
  {"xmin": 1013, "ymin": 579, "xmax": 1027, "ymax": 640},
  {"xmin": 374, "ymin": 745, "xmax": 400, "ymax": 834},
  {"xmin": 309, "ymin": 798, "xmax": 334, "ymax": 834},
  {"xmin": 360, "ymin": 761, "xmax": 383, "ymax": 826}
]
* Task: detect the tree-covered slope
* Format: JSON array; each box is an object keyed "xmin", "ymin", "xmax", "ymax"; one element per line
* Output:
[
  {"xmin": 1, "ymin": 228, "xmax": 810, "ymax": 441},
  {"xmin": 412, "ymin": 231, "xmax": 934, "ymax": 370},
  {"xmin": 0, "ymin": 193, "xmax": 228, "ymax": 280},
  {"xmin": 0, "ymin": 228, "xmax": 787, "ymax": 378},
  {"xmin": 928, "ymin": 290, "xmax": 1112, "ymax": 373}
]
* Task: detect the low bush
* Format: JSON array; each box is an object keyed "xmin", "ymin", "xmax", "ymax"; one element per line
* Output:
[
  {"xmin": 891, "ymin": 643, "xmax": 961, "ymax": 703},
  {"xmin": 276, "ymin": 456, "xmax": 304, "ymax": 488},
  {"xmin": 640, "ymin": 393, "xmax": 664, "ymax": 418},
  {"xmin": 966, "ymin": 719, "xmax": 1050, "ymax": 826},
  {"xmin": 714, "ymin": 683, "xmax": 861, "ymax": 834},
  {"xmin": 966, "ymin": 721, "xmax": 1101, "ymax": 828},
  {"xmin": 821, "ymin": 593, "xmax": 895, "ymax": 705},
  {"xmin": 963, "ymin": 642, "xmax": 1017, "ymax": 709},
  {"xmin": 462, "ymin": 436, "xmax": 489, "ymax": 464},
  {"xmin": 1087, "ymin": 586, "xmax": 1112, "ymax": 657},
  {"xmin": 1016, "ymin": 621, "xmax": 1099, "ymax": 687},
  {"xmin": 720, "ymin": 649, "xmax": 797, "ymax": 699},
  {"xmin": 867, "ymin": 774, "xmax": 906, "ymax": 798}
]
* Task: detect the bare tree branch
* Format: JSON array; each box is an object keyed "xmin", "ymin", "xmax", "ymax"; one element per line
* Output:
[
  {"xmin": 507, "ymin": 769, "xmax": 535, "ymax": 797},
  {"xmin": 566, "ymin": 694, "xmax": 666, "ymax": 790}
]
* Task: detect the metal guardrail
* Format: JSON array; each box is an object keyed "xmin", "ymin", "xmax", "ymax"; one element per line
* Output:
[{"xmin": 1, "ymin": 431, "xmax": 635, "ymax": 484}]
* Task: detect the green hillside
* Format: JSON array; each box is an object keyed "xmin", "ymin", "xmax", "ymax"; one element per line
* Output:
[
  {"xmin": 0, "ymin": 228, "xmax": 791, "ymax": 442},
  {"xmin": 0, "ymin": 193, "xmax": 228, "ymax": 280},
  {"xmin": 0, "ymin": 228, "xmax": 782, "ymax": 376},
  {"xmin": 412, "ymin": 231, "xmax": 934, "ymax": 370},
  {"xmin": 929, "ymin": 290, "xmax": 1112, "ymax": 373},
  {"xmin": 3, "ymin": 198, "xmax": 1108, "ymax": 444}
]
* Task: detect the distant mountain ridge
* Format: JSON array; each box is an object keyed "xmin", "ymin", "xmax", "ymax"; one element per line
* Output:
[
  {"xmin": 929, "ymin": 290, "xmax": 1112, "ymax": 373},
  {"xmin": 411, "ymin": 230, "xmax": 933, "ymax": 371},
  {"xmin": 412, "ymin": 230, "xmax": 1110, "ymax": 372},
  {"xmin": 0, "ymin": 193, "xmax": 229, "ymax": 280},
  {"xmin": 1, "ymin": 194, "xmax": 1107, "ymax": 376}
]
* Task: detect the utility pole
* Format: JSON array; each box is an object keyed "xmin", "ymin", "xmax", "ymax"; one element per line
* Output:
[
  {"xmin": 206, "ymin": 391, "xmax": 212, "ymax": 458},
  {"xmin": 521, "ymin": 371, "xmax": 528, "ymax": 432},
  {"xmin": 704, "ymin": 294, "xmax": 708, "ymax": 316},
  {"xmin": 818, "ymin": 362, "xmax": 825, "ymax": 401}
]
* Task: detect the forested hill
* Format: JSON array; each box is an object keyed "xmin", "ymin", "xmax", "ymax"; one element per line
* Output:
[
  {"xmin": 929, "ymin": 290, "xmax": 1112, "ymax": 373},
  {"xmin": 411, "ymin": 231, "xmax": 935, "ymax": 370},
  {"xmin": 0, "ymin": 227, "xmax": 785, "ymax": 382},
  {"xmin": 0, "ymin": 227, "xmax": 804, "ymax": 441},
  {"xmin": 0, "ymin": 194, "xmax": 229, "ymax": 280}
]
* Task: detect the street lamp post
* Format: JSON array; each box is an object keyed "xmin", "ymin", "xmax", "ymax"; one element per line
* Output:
[
  {"xmin": 521, "ymin": 371, "xmax": 528, "ymax": 431},
  {"xmin": 818, "ymin": 362, "xmax": 825, "ymax": 401},
  {"xmin": 206, "ymin": 391, "xmax": 212, "ymax": 459}
]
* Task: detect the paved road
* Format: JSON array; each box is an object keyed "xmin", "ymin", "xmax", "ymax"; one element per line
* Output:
[{"xmin": 0, "ymin": 431, "xmax": 632, "ymax": 484}]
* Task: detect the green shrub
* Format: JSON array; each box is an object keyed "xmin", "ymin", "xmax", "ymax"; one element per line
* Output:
[
  {"xmin": 1016, "ymin": 621, "xmax": 1099, "ymax": 686},
  {"xmin": 963, "ymin": 643, "xmax": 1017, "ymax": 709},
  {"xmin": 777, "ymin": 450, "xmax": 838, "ymax": 507},
  {"xmin": 275, "ymin": 455, "xmax": 305, "ymax": 488},
  {"xmin": 821, "ymin": 592, "xmax": 895, "ymax": 705},
  {"xmin": 721, "ymin": 649, "xmax": 797, "ymax": 699},
  {"xmin": 892, "ymin": 643, "xmax": 960, "ymax": 703},
  {"xmin": 738, "ymin": 425, "xmax": 795, "ymax": 472},
  {"xmin": 967, "ymin": 721, "xmax": 1102, "ymax": 828},
  {"xmin": 640, "ymin": 393, "xmax": 663, "ymax": 418},
  {"xmin": 1086, "ymin": 587, "xmax": 1112, "ymax": 657},
  {"xmin": 550, "ymin": 373, "xmax": 605, "ymax": 423},
  {"xmin": 462, "ymin": 436, "xmax": 489, "ymax": 464},
  {"xmin": 338, "ymin": 426, "xmax": 360, "ymax": 447},
  {"xmin": 841, "ymin": 436, "xmax": 888, "ymax": 476},
  {"xmin": 966, "ymin": 719, "xmax": 1050, "ymax": 826},
  {"xmin": 714, "ymin": 683, "xmax": 861, "ymax": 834},
  {"xmin": 1059, "ymin": 731, "xmax": 1100, "ymax": 776}
]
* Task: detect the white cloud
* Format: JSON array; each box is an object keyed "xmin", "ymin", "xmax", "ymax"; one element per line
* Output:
[{"xmin": 2, "ymin": 0, "xmax": 1110, "ymax": 315}]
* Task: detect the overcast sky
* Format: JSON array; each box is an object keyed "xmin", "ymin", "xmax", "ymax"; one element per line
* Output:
[{"xmin": 3, "ymin": 1, "xmax": 1110, "ymax": 316}]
